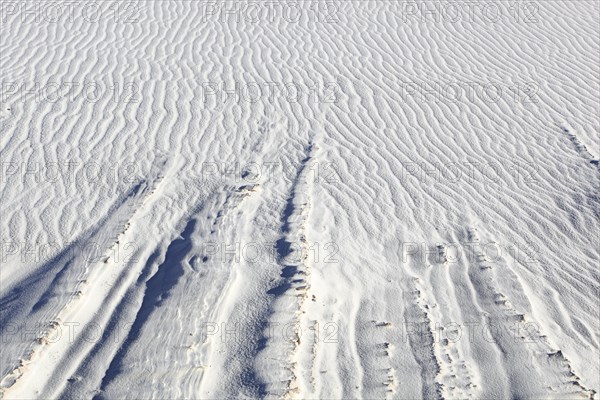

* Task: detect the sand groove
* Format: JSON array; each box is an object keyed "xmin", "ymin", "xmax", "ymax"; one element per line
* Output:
[{"xmin": 1, "ymin": 1, "xmax": 598, "ymax": 398}]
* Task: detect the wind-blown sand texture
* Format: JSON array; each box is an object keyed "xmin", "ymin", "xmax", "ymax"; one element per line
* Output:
[{"xmin": 1, "ymin": 1, "xmax": 598, "ymax": 399}]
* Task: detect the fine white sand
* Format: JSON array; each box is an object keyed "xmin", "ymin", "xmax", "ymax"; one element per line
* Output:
[{"xmin": 1, "ymin": 1, "xmax": 598, "ymax": 399}]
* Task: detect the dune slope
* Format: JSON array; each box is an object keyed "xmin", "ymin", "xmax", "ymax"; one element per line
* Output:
[{"xmin": 1, "ymin": 1, "xmax": 599, "ymax": 399}]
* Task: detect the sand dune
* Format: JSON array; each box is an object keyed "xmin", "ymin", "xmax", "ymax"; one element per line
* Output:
[{"xmin": 1, "ymin": 1, "xmax": 598, "ymax": 399}]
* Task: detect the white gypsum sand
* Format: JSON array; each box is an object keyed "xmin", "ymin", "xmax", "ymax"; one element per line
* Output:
[{"xmin": 0, "ymin": 1, "xmax": 598, "ymax": 399}]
